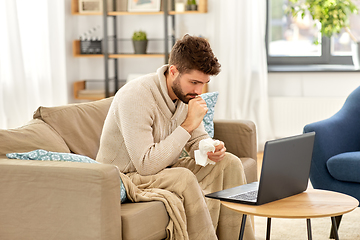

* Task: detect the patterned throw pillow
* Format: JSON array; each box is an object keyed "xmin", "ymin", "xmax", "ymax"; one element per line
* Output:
[
  {"xmin": 179, "ymin": 148, "xmax": 190, "ymax": 158},
  {"xmin": 200, "ymin": 92, "xmax": 219, "ymax": 138},
  {"xmin": 7, "ymin": 149, "xmax": 127, "ymax": 203},
  {"xmin": 7, "ymin": 149, "xmax": 98, "ymax": 163},
  {"xmin": 180, "ymin": 92, "xmax": 219, "ymax": 159}
]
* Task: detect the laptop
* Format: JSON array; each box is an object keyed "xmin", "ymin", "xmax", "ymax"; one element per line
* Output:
[{"xmin": 205, "ymin": 132, "xmax": 316, "ymax": 205}]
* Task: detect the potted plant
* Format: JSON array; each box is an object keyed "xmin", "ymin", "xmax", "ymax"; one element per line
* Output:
[
  {"xmin": 287, "ymin": 0, "xmax": 359, "ymax": 68},
  {"xmin": 132, "ymin": 30, "xmax": 148, "ymax": 54},
  {"xmin": 186, "ymin": 0, "xmax": 197, "ymax": 11}
]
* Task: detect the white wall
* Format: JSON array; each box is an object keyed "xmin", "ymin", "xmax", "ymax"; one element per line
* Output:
[
  {"xmin": 268, "ymin": 72, "xmax": 360, "ymax": 98},
  {"xmin": 268, "ymin": 72, "xmax": 360, "ymax": 138}
]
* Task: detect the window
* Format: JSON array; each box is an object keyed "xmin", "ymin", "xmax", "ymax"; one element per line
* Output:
[{"xmin": 266, "ymin": 0, "xmax": 360, "ymax": 66}]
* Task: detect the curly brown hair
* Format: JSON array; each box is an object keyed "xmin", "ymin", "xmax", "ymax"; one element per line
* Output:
[{"xmin": 168, "ymin": 34, "xmax": 221, "ymax": 76}]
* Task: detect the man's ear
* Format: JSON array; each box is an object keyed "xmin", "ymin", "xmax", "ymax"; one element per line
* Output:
[{"xmin": 169, "ymin": 65, "xmax": 179, "ymax": 77}]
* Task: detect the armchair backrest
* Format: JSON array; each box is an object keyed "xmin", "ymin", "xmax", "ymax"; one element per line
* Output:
[
  {"xmin": 304, "ymin": 85, "xmax": 360, "ymax": 189},
  {"xmin": 335, "ymin": 85, "xmax": 360, "ymax": 119}
]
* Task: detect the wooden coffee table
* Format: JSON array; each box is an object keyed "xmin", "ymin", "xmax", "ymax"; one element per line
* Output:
[{"xmin": 221, "ymin": 189, "xmax": 359, "ymax": 240}]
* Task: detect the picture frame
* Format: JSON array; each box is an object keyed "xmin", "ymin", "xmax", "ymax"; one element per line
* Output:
[
  {"xmin": 127, "ymin": 0, "xmax": 161, "ymax": 12},
  {"xmin": 78, "ymin": 0, "xmax": 102, "ymax": 13}
]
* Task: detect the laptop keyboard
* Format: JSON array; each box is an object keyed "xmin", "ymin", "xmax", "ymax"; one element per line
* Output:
[{"xmin": 229, "ymin": 190, "xmax": 258, "ymax": 201}]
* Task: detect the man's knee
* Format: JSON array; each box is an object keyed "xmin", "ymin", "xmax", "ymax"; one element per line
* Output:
[
  {"xmin": 165, "ymin": 167, "xmax": 205, "ymax": 200},
  {"xmin": 220, "ymin": 152, "xmax": 247, "ymax": 186},
  {"xmin": 166, "ymin": 167, "xmax": 198, "ymax": 184},
  {"xmin": 219, "ymin": 152, "xmax": 244, "ymax": 171}
]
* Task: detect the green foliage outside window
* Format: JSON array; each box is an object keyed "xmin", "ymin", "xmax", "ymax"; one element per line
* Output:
[{"xmin": 287, "ymin": 0, "xmax": 358, "ymax": 43}]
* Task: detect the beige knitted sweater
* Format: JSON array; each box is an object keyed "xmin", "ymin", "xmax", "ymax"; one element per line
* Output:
[{"xmin": 96, "ymin": 65, "xmax": 209, "ymax": 175}]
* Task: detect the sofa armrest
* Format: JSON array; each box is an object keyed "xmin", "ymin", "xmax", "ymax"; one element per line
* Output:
[
  {"xmin": 0, "ymin": 159, "xmax": 122, "ymax": 240},
  {"xmin": 213, "ymin": 120, "xmax": 257, "ymax": 161}
]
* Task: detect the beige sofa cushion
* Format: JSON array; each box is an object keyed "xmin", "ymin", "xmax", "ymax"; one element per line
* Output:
[
  {"xmin": 240, "ymin": 157, "xmax": 258, "ymax": 183},
  {"xmin": 214, "ymin": 120, "xmax": 257, "ymax": 160},
  {"xmin": 0, "ymin": 119, "xmax": 70, "ymax": 158},
  {"xmin": 33, "ymin": 97, "xmax": 113, "ymax": 160},
  {"xmin": 121, "ymin": 201, "xmax": 169, "ymax": 240}
]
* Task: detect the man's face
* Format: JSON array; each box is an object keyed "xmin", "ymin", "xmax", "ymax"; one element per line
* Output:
[{"xmin": 171, "ymin": 69, "xmax": 210, "ymax": 104}]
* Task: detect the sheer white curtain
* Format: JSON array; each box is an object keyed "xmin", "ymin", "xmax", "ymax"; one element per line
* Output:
[
  {"xmin": 207, "ymin": 0, "xmax": 274, "ymax": 149},
  {"xmin": 0, "ymin": 0, "xmax": 67, "ymax": 129}
]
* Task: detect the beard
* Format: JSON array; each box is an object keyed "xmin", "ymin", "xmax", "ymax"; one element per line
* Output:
[{"xmin": 171, "ymin": 75, "xmax": 197, "ymax": 104}]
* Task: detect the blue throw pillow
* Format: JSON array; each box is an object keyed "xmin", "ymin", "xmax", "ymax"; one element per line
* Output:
[
  {"xmin": 200, "ymin": 92, "xmax": 219, "ymax": 138},
  {"xmin": 7, "ymin": 149, "xmax": 127, "ymax": 203},
  {"xmin": 327, "ymin": 151, "xmax": 360, "ymax": 183},
  {"xmin": 7, "ymin": 149, "xmax": 98, "ymax": 163}
]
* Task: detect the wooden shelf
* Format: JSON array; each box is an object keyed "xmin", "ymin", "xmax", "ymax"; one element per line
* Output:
[
  {"xmin": 108, "ymin": 11, "xmax": 164, "ymax": 15},
  {"xmin": 72, "ymin": 10, "xmax": 207, "ymax": 16},
  {"xmin": 73, "ymin": 40, "xmax": 165, "ymax": 58},
  {"xmin": 168, "ymin": 11, "xmax": 206, "ymax": 15},
  {"xmin": 73, "ymin": 80, "xmax": 114, "ymax": 100},
  {"xmin": 109, "ymin": 53, "xmax": 165, "ymax": 58},
  {"xmin": 72, "ymin": 12, "xmax": 102, "ymax": 15},
  {"xmin": 107, "ymin": 10, "xmax": 207, "ymax": 15},
  {"xmin": 77, "ymin": 90, "xmax": 109, "ymax": 100}
]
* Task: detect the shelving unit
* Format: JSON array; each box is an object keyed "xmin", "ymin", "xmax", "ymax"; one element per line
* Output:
[{"xmin": 72, "ymin": 0, "xmax": 207, "ymax": 100}]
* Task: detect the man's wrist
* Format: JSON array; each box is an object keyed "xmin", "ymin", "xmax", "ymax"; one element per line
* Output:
[{"xmin": 180, "ymin": 123, "xmax": 194, "ymax": 134}]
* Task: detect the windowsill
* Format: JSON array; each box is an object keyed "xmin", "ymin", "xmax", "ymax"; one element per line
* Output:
[{"xmin": 268, "ymin": 64, "xmax": 360, "ymax": 73}]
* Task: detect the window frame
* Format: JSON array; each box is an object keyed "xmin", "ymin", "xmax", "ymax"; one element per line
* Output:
[{"xmin": 266, "ymin": 0, "xmax": 353, "ymax": 66}]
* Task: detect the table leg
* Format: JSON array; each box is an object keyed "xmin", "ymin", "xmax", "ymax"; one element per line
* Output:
[
  {"xmin": 266, "ymin": 218, "xmax": 271, "ymax": 240},
  {"xmin": 331, "ymin": 216, "xmax": 340, "ymax": 240},
  {"xmin": 330, "ymin": 215, "xmax": 342, "ymax": 239},
  {"xmin": 238, "ymin": 214, "xmax": 247, "ymax": 240},
  {"xmin": 306, "ymin": 219, "xmax": 312, "ymax": 240},
  {"xmin": 238, "ymin": 216, "xmax": 272, "ymax": 239}
]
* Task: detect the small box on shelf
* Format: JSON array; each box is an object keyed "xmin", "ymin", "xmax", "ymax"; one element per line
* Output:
[
  {"xmin": 78, "ymin": 0, "xmax": 102, "ymax": 13},
  {"xmin": 74, "ymin": 80, "xmax": 109, "ymax": 100},
  {"xmin": 72, "ymin": 0, "xmax": 127, "ymax": 14},
  {"xmin": 73, "ymin": 79, "xmax": 127, "ymax": 100},
  {"xmin": 80, "ymin": 40, "xmax": 102, "ymax": 54},
  {"xmin": 73, "ymin": 40, "xmax": 102, "ymax": 57}
]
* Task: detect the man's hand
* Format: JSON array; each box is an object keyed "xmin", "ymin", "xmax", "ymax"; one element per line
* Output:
[
  {"xmin": 207, "ymin": 141, "xmax": 226, "ymax": 163},
  {"xmin": 181, "ymin": 96, "xmax": 208, "ymax": 134}
]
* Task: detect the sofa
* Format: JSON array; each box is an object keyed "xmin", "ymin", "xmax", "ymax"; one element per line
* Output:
[{"xmin": 0, "ymin": 97, "xmax": 257, "ymax": 240}]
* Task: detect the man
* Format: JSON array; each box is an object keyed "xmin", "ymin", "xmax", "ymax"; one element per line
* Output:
[{"xmin": 96, "ymin": 34, "xmax": 254, "ymax": 240}]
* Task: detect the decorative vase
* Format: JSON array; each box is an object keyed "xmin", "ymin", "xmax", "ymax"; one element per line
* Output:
[
  {"xmin": 175, "ymin": 2, "xmax": 185, "ymax": 12},
  {"xmin": 186, "ymin": 4, "xmax": 197, "ymax": 11},
  {"xmin": 132, "ymin": 40, "xmax": 148, "ymax": 54},
  {"xmin": 190, "ymin": 4, "xmax": 197, "ymax": 10},
  {"xmin": 351, "ymin": 41, "xmax": 360, "ymax": 70}
]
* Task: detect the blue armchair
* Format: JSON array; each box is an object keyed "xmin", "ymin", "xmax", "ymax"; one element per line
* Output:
[
  {"xmin": 304, "ymin": 85, "xmax": 360, "ymax": 201},
  {"xmin": 304, "ymin": 85, "xmax": 360, "ymax": 237}
]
